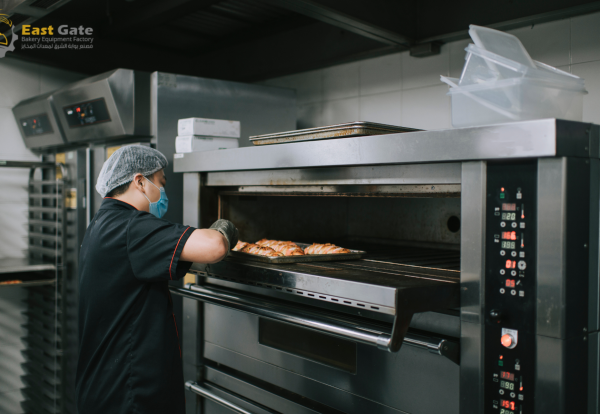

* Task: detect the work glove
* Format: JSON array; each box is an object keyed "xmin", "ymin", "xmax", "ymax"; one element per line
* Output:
[{"xmin": 209, "ymin": 219, "xmax": 239, "ymax": 251}]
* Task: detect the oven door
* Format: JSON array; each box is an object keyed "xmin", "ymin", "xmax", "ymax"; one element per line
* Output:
[{"xmin": 201, "ymin": 301, "xmax": 460, "ymax": 414}]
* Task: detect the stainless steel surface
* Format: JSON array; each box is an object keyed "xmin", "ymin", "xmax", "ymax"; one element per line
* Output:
[
  {"xmin": 52, "ymin": 69, "xmax": 151, "ymax": 144},
  {"xmin": 206, "ymin": 163, "xmax": 461, "ymax": 186},
  {"xmin": 537, "ymin": 158, "xmax": 568, "ymax": 339},
  {"xmin": 172, "ymin": 283, "xmax": 457, "ymax": 360},
  {"xmin": 0, "ymin": 160, "xmax": 55, "ymax": 168},
  {"xmin": 12, "ymin": 92, "xmax": 67, "ymax": 149},
  {"xmin": 249, "ymin": 122, "xmax": 418, "ymax": 146},
  {"xmin": 229, "ymin": 243, "xmax": 366, "ymax": 264},
  {"xmin": 459, "ymin": 162, "xmax": 487, "ymax": 414},
  {"xmin": 459, "ymin": 162, "xmax": 486, "ymax": 323},
  {"xmin": 225, "ymin": 184, "xmax": 461, "ymax": 196},
  {"xmin": 191, "ymin": 243, "xmax": 460, "ymax": 314},
  {"xmin": 0, "ymin": 258, "xmax": 55, "ymax": 275},
  {"xmin": 203, "ymin": 365, "xmax": 326, "ymax": 414},
  {"xmin": 174, "ymin": 119, "xmax": 598, "ymax": 173},
  {"xmin": 459, "ymin": 321, "xmax": 484, "ymax": 414},
  {"xmin": 204, "ymin": 305, "xmax": 459, "ymax": 414},
  {"xmin": 186, "ymin": 381, "xmax": 258, "ymax": 414}
]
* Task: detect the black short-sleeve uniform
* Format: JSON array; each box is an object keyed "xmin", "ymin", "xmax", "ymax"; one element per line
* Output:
[{"xmin": 76, "ymin": 198, "xmax": 195, "ymax": 414}]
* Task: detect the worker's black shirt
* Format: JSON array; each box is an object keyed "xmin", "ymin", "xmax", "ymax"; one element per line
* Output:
[{"xmin": 76, "ymin": 198, "xmax": 195, "ymax": 414}]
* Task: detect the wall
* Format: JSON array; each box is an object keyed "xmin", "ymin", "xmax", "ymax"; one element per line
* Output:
[
  {"xmin": 262, "ymin": 11, "xmax": 600, "ymax": 130},
  {"xmin": 0, "ymin": 57, "xmax": 83, "ymax": 413}
]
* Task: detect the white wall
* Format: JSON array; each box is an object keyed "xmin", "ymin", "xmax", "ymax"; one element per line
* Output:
[
  {"xmin": 262, "ymin": 12, "xmax": 600, "ymax": 130},
  {"xmin": 0, "ymin": 57, "xmax": 84, "ymax": 413}
]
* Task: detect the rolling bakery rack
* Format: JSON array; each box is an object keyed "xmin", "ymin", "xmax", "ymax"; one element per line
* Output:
[{"xmin": 0, "ymin": 159, "xmax": 69, "ymax": 414}]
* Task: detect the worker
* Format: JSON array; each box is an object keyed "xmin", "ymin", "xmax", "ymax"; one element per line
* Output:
[{"xmin": 76, "ymin": 145, "xmax": 238, "ymax": 414}]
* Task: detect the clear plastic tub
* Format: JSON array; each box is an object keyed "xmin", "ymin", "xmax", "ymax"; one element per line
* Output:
[
  {"xmin": 441, "ymin": 76, "xmax": 586, "ymax": 127},
  {"xmin": 459, "ymin": 44, "xmax": 584, "ymax": 87}
]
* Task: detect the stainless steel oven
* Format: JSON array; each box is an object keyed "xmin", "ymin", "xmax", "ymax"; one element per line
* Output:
[{"xmin": 172, "ymin": 118, "xmax": 600, "ymax": 414}]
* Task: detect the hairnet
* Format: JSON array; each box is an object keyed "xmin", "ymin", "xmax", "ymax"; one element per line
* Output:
[{"xmin": 95, "ymin": 145, "xmax": 168, "ymax": 198}]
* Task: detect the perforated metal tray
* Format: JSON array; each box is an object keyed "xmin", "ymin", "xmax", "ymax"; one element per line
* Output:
[
  {"xmin": 230, "ymin": 242, "xmax": 366, "ymax": 264},
  {"xmin": 249, "ymin": 122, "xmax": 419, "ymax": 146}
]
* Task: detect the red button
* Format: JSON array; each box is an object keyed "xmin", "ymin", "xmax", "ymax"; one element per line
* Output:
[{"xmin": 501, "ymin": 334, "xmax": 513, "ymax": 348}]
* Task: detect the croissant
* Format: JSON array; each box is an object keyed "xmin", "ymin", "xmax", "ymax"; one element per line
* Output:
[
  {"xmin": 233, "ymin": 241, "xmax": 248, "ymax": 251},
  {"xmin": 269, "ymin": 242, "xmax": 305, "ymax": 256},
  {"xmin": 256, "ymin": 239, "xmax": 304, "ymax": 255},
  {"xmin": 304, "ymin": 243, "xmax": 351, "ymax": 254},
  {"xmin": 256, "ymin": 239, "xmax": 295, "ymax": 247},
  {"xmin": 241, "ymin": 243, "xmax": 284, "ymax": 257}
]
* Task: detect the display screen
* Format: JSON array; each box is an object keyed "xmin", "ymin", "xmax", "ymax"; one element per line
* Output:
[
  {"xmin": 500, "ymin": 380, "xmax": 515, "ymax": 390},
  {"xmin": 505, "ymin": 260, "xmax": 516, "ymax": 269},
  {"xmin": 502, "ymin": 203, "xmax": 516, "ymax": 211},
  {"xmin": 505, "ymin": 279, "xmax": 515, "ymax": 288},
  {"xmin": 500, "ymin": 410, "xmax": 514, "ymax": 414},
  {"xmin": 63, "ymin": 98, "xmax": 110, "ymax": 128},
  {"xmin": 501, "ymin": 241, "xmax": 516, "ymax": 249},
  {"xmin": 502, "ymin": 231, "xmax": 517, "ymax": 240},
  {"xmin": 500, "ymin": 371, "xmax": 515, "ymax": 381},
  {"xmin": 20, "ymin": 113, "xmax": 54, "ymax": 136},
  {"xmin": 502, "ymin": 212, "xmax": 516, "ymax": 220}
]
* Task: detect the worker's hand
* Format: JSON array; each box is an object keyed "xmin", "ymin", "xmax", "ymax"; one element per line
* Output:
[{"xmin": 209, "ymin": 219, "xmax": 239, "ymax": 251}]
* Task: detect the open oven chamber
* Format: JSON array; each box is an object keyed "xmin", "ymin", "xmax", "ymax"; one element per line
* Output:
[{"xmin": 173, "ymin": 119, "xmax": 600, "ymax": 414}]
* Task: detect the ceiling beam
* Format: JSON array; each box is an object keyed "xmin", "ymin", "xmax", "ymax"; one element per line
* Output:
[
  {"xmin": 190, "ymin": 21, "xmax": 399, "ymax": 82},
  {"xmin": 104, "ymin": 0, "xmax": 222, "ymax": 36},
  {"xmin": 260, "ymin": 0, "xmax": 413, "ymax": 48}
]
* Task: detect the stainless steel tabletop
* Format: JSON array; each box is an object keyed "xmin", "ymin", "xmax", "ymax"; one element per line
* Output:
[{"xmin": 174, "ymin": 119, "xmax": 599, "ymax": 173}]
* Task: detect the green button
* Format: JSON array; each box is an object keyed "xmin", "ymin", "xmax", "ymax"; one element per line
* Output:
[
  {"xmin": 500, "ymin": 193, "xmax": 505, "ymax": 199},
  {"xmin": 498, "ymin": 361, "xmax": 504, "ymax": 366}
]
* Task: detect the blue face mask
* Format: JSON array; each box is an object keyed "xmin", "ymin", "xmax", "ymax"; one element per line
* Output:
[{"xmin": 142, "ymin": 177, "xmax": 168, "ymax": 218}]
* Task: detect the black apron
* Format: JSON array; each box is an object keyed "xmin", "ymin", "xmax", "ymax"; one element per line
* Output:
[{"xmin": 76, "ymin": 198, "xmax": 194, "ymax": 414}]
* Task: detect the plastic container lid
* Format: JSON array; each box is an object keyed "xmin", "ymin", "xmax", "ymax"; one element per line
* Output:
[
  {"xmin": 469, "ymin": 25, "xmax": 536, "ymax": 68},
  {"xmin": 461, "ymin": 44, "xmax": 585, "ymax": 88}
]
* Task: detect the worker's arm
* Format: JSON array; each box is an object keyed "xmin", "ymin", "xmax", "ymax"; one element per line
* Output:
[
  {"xmin": 180, "ymin": 229, "xmax": 228, "ymax": 264},
  {"xmin": 181, "ymin": 219, "xmax": 239, "ymax": 264}
]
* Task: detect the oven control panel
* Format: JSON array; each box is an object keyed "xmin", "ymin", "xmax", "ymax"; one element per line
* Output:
[{"xmin": 484, "ymin": 162, "xmax": 536, "ymax": 414}]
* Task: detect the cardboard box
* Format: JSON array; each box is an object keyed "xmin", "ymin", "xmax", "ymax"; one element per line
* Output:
[
  {"xmin": 177, "ymin": 117, "xmax": 240, "ymax": 138},
  {"xmin": 175, "ymin": 135, "xmax": 239, "ymax": 153}
]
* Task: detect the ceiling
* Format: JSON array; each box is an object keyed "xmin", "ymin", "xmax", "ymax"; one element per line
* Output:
[{"xmin": 3, "ymin": 0, "xmax": 600, "ymax": 82}]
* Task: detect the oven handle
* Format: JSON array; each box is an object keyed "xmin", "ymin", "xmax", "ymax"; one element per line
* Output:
[
  {"xmin": 170, "ymin": 284, "xmax": 459, "ymax": 364},
  {"xmin": 186, "ymin": 381, "xmax": 260, "ymax": 414}
]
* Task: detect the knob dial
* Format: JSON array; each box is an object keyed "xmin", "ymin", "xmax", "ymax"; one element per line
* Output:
[
  {"xmin": 489, "ymin": 309, "xmax": 502, "ymax": 321},
  {"xmin": 501, "ymin": 333, "xmax": 515, "ymax": 348}
]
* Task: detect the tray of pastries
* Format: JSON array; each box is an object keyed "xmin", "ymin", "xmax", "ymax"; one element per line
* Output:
[{"xmin": 230, "ymin": 239, "xmax": 366, "ymax": 264}]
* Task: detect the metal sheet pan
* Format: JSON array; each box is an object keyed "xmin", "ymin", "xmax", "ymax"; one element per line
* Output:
[
  {"xmin": 249, "ymin": 122, "xmax": 419, "ymax": 146},
  {"xmin": 230, "ymin": 242, "xmax": 366, "ymax": 264}
]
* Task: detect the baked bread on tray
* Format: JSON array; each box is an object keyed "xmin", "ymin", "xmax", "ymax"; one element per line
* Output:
[
  {"xmin": 234, "ymin": 239, "xmax": 352, "ymax": 257},
  {"xmin": 304, "ymin": 243, "xmax": 351, "ymax": 254}
]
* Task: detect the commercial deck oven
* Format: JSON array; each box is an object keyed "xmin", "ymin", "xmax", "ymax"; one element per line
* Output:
[{"xmin": 173, "ymin": 118, "xmax": 600, "ymax": 414}]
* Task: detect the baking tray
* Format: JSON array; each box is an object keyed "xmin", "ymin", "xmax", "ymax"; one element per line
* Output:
[
  {"xmin": 249, "ymin": 122, "xmax": 419, "ymax": 146},
  {"xmin": 230, "ymin": 242, "xmax": 366, "ymax": 264}
]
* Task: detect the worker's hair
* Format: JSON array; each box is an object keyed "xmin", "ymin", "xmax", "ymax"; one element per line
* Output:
[
  {"xmin": 105, "ymin": 181, "xmax": 131, "ymax": 198},
  {"xmin": 105, "ymin": 172, "xmax": 156, "ymax": 198}
]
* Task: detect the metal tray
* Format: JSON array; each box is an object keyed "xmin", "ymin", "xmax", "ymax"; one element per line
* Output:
[
  {"xmin": 229, "ymin": 242, "xmax": 366, "ymax": 264},
  {"xmin": 249, "ymin": 122, "xmax": 419, "ymax": 146}
]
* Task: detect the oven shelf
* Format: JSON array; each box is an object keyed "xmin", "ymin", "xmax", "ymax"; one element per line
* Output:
[{"xmin": 0, "ymin": 258, "xmax": 56, "ymax": 287}]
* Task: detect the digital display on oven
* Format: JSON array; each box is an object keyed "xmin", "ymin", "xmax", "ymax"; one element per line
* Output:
[
  {"xmin": 20, "ymin": 113, "xmax": 54, "ymax": 136},
  {"xmin": 502, "ymin": 203, "xmax": 516, "ymax": 211},
  {"xmin": 501, "ymin": 212, "xmax": 516, "ymax": 220},
  {"xmin": 63, "ymin": 98, "xmax": 110, "ymax": 128}
]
